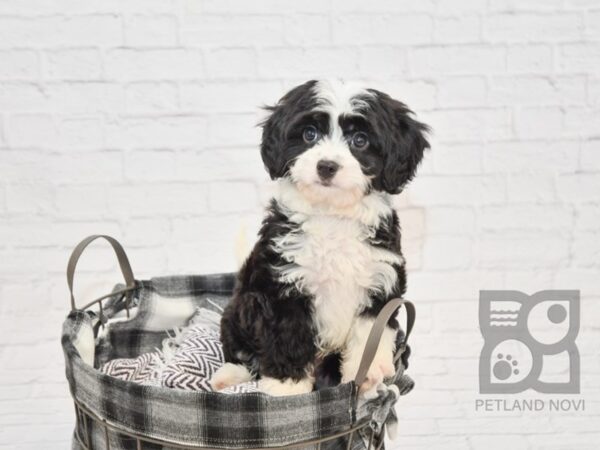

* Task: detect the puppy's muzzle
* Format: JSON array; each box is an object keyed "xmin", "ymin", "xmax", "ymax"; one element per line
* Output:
[{"xmin": 316, "ymin": 160, "xmax": 340, "ymax": 183}]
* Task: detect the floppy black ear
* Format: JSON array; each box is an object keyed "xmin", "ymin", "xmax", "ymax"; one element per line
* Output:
[
  {"xmin": 260, "ymin": 80, "xmax": 317, "ymax": 179},
  {"xmin": 371, "ymin": 91, "xmax": 430, "ymax": 194}
]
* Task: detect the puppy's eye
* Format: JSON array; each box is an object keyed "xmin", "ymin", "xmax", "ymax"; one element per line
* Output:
[
  {"xmin": 302, "ymin": 125, "xmax": 320, "ymax": 144},
  {"xmin": 351, "ymin": 131, "xmax": 369, "ymax": 150}
]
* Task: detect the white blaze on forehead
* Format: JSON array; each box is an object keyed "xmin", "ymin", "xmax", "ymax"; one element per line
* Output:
[{"xmin": 313, "ymin": 80, "xmax": 373, "ymax": 125}]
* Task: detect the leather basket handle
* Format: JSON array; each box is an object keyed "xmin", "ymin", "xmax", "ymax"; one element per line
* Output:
[
  {"xmin": 67, "ymin": 235, "xmax": 135, "ymax": 311},
  {"xmin": 354, "ymin": 298, "xmax": 415, "ymax": 386}
]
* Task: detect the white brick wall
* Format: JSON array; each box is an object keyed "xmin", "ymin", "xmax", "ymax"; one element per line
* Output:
[{"xmin": 1, "ymin": 0, "xmax": 599, "ymax": 448}]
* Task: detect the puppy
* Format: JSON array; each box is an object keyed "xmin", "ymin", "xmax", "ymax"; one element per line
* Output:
[{"xmin": 212, "ymin": 80, "xmax": 429, "ymax": 396}]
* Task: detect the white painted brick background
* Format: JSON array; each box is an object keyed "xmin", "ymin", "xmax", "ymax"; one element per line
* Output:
[{"xmin": 1, "ymin": 0, "xmax": 599, "ymax": 448}]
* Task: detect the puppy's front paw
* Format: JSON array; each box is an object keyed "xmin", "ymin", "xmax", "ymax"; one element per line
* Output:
[
  {"xmin": 342, "ymin": 351, "xmax": 395, "ymax": 398},
  {"xmin": 210, "ymin": 363, "xmax": 252, "ymax": 391}
]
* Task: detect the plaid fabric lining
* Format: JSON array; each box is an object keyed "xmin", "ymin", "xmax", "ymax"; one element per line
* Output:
[{"xmin": 63, "ymin": 273, "xmax": 411, "ymax": 449}]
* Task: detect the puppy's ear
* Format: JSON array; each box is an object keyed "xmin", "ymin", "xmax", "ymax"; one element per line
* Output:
[
  {"xmin": 260, "ymin": 80, "xmax": 317, "ymax": 179},
  {"xmin": 370, "ymin": 90, "xmax": 430, "ymax": 194}
]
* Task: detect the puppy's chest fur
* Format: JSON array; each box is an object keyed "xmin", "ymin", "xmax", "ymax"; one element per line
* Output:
[{"xmin": 272, "ymin": 213, "xmax": 401, "ymax": 352}]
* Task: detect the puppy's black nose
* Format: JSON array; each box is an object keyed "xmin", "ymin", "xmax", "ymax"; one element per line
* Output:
[{"xmin": 316, "ymin": 160, "xmax": 340, "ymax": 181}]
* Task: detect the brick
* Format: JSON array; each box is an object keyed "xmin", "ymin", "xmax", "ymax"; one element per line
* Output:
[
  {"xmin": 0, "ymin": 50, "xmax": 39, "ymax": 80},
  {"xmin": 168, "ymin": 212, "xmax": 262, "ymax": 273},
  {"xmin": 45, "ymin": 82, "xmax": 125, "ymax": 114},
  {"xmin": 439, "ymin": 417, "xmax": 553, "ymax": 435},
  {"xmin": 479, "ymin": 205, "xmax": 573, "ymax": 232},
  {"xmin": 55, "ymin": 185, "xmax": 108, "ymax": 217},
  {"xmin": 0, "ymin": 0, "xmax": 167, "ymax": 15},
  {"xmin": 357, "ymin": 47, "xmax": 409, "ymax": 79},
  {"xmin": 590, "ymin": 77, "xmax": 600, "ymax": 107},
  {"xmin": 208, "ymin": 114, "xmax": 260, "ymax": 147},
  {"xmin": 7, "ymin": 114, "xmax": 59, "ymax": 148},
  {"xmin": 588, "ymin": 10, "xmax": 600, "ymax": 39},
  {"xmin": 105, "ymin": 116, "xmax": 208, "ymax": 148},
  {"xmin": 507, "ymin": 44, "xmax": 553, "ymax": 72},
  {"xmin": 412, "ymin": 45, "xmax": 506, "ymax": 75},
  {"xmin": 422, "ymin": 236, "xmax": 472, "ymax": 269},
  {"xmin": 123, "ymin": 149, "xmax": 177, "ymax": 181},
  {"xmin": 484, "ymin": 13, "xmax": 583, "ymax": 43},
  {"xmin": 5, "ymin": 183, "xmax": 54, "ymax": 214},
  {"xmin": 392, "ymin": 436, "xmax": 469, "ymax": 450},
  {"xmin": 555, "ymin": 269, "xmax": 600, "ymax": 296},
  {"xmin": 107, "ymin": 183, "xmax": 208, "ymax": 216},
  {"xmin": 559, "ymin": 43, "xmax": 600, "ymax": 72},
  {"xmin": 0, "ymin": 219, "xmax": 120, "ymax": 248},
  {"xmin": 124, "ymin": 15, "xmax": 179, "ymax": 47},
  {"xmin": 557, "ymin": 173, "xmax": 600, "ymax": 202},
  {"xmin": 484, "ymin": 141, "xmax": 579, "ymax": 173},
  {"xmin": 426, "ymin": 207, "xmax": 475, "ymax": 235},
  {"xmin": 407, "ymin": 270, "xmax": 503, "ymax": 301},
  {"xmin": 469, "ymin": 435, "xmax": 529, "ymax": 450},
  {"xmin": 572, "ymin": 233, "xmax": 600, "ymax": 267},
  {"xmin": 105, "ymin": 49, "xmax": 204, "ymax": 81},
  {"xmin": 376, "ymin": 80, "xmax": 436, "ymax": 111},
  {"xmin": 514, "ymin": 107, "xmax": 564, "ymax": 139},
  {"xmin": 563, "ymin": 107, "xmax": 600, "ymax": 138},
  {"xmin": 408, "ymin": 175, "xmax": 506, "ymax": 206},
  {"xmin": 575, "ymin": 204, "xmax": 600, "ymax": 231},
  {"xmin": 506, "ymin": 173, "xmax": 558, "ymax": 203},
  {"xmin": 332, "ymin": 14, "xmax": 433, "ymax": 45},
  {"xmin": 503, "ymin": 269, "xmax": 554, "ymax": 293},
  {"xmin": 434, "ymin": 16, "xmax": 481, "ymax": 44},
  {"xmin": 125, "ymin": 82, "xmax": 178, "ymax": 113},
  {"xmin": 205, "ymin": 48, "xmax": 258, "ymax": 79},
  {"xmin": 0, "ymin": 83, "xmax": 50, "ymax": 112},
  {"xmin": 208, "ymin": 181, "xmax": 259, "ymax": 213},
  {"xmin": 284, "ymin": 14, "xmax": 331, "ymax": 46},
  {"xmin": 190, "ymin": 0, "xmax": 331, "ymax": 14},
  {"xmin": 44, "ymin": 48, "xmax": 102, "ymax": 80},
  {"xmin": 490, "ymin": 0, "xmax": 564, "ymax": 11},
  {"xmin": 0, "ymin": 154, "xmax": 26, "ymax": 184},
  {"xmin": 119, "ymin": 0, "xmax": 178, "ymax": 13},
  {"xmin": 258, "ymin": 47, "xmax": 359, "ymax": 78},
  {"xmin": 47, "ymin": 151, "xmax": 123, "ymax": 184},
  {"xmin": 479, "ymin": 232, "xmax": 570, "ymax": 268},
  {"xmin": 121, "ymin": 218, "xmax": 170, "ymax": 246},
  {"xmin": 182, "ymin": 15, "xmax": 286, "ymax": 46},
  {"xmin": 0, "ymin": 15, "xmax": 122, "ymax": 48},
  {"xmin": 435, "ymin": 0, "xmax": 488, "ymax": 13},
  {"xmin": 432, "ymin": 143, "xmax": 483, "ymax": 174},
  {"xmin": 58, "ymin": 117, "xmax": 105, "ymax": 148},
  {"xmin": 424, "ymin": 108, "xmax": 511, "ymax": 142},
  {"xmin": 180, "ymin": 81, "xmax": 282, "ymax": 113},
  {"xmin": 528, "ymin": 434, "xmax": 600, "ymax": 450},
  {"xmin": 437, "ymin": 77, "xmax": 487, "ymax": 108},
  {"xmin": 175, "ymin": 148, "xmax": 266, "ymax": 183},
  {"xmin": 489, "ymin": 76, "xmax": 586, "ymax": 106}
]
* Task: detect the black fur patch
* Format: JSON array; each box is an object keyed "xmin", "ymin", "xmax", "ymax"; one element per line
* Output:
[{"xmin": 220, "ymin": 202, "xmax": 407, "ymax": 386}]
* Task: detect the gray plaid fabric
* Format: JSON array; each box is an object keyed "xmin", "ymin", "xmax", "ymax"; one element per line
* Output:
[{"xmin": 62, "ymin": 273, "xmax": 413, "ymax": 450}]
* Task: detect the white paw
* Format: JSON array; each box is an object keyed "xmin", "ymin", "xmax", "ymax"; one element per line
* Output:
[
  {"xmin": 258, "ymin": 377, "xmax": 314, "ymax": 396},
  {"xmin": 210, "ymin": 363, "xmax": 252, "ymax": 391},
  {"xmin": 343, "ymin": 351, "xmax": 395, "ymax": 397}
]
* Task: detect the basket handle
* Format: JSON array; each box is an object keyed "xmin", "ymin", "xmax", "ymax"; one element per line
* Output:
[
  {"xmin": 354, "ymin": 298, "xmax": 415, "ymax": 386},
  {"xmin": 67, "ymin": 235, "xmax": 136, "ymax": 311}
]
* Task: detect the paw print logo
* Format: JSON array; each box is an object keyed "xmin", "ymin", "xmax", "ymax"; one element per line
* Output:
[
  {"xmin": 479, "ymin": 290, "xmax": 580, "ymax": 394},
  {"xmin": 493, "ymin": 353, "xmax": 519, "ymax": 380}
]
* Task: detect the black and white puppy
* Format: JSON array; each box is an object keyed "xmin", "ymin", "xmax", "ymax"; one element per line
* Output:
[{"xmin": 212, "ymin": 80, "xmax": 429, "ymax": 396}]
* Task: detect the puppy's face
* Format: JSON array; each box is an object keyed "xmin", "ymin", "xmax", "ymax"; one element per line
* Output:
[{"xmin": 260, "ymin": 80, "xmax": 430, "ymax": 208}]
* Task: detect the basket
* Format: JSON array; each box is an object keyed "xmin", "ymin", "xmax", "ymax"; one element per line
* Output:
[{"xmin": 62, "ymin": 235, "xmax": 416, "ymax": 450}]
